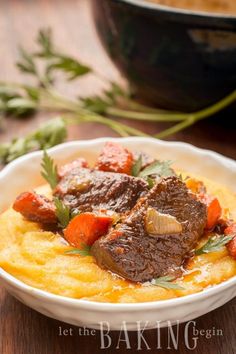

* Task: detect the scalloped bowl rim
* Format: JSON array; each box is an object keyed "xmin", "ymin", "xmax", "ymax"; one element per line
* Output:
[{"xmin": 0, "ymin": 136, "xmax": 235, "ymax": 311}]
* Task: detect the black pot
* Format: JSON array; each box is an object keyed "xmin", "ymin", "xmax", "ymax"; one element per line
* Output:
[{"xmin": 91, "ymin": 0, "xmax": 236, "ymax": 111}]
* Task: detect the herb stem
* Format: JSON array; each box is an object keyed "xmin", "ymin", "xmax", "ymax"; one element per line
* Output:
[
  {"xmin": 1, "ymin": 80, "xmax": 236, "ymax": 141},
  {"xmin": 81, "ymin": 110, "xmax": 151, "ymax": 137},
  {"xmin": 155, "ymin": 90, "xmax": 236, "ymax": 138},
  {"xmin": 108, "ymin": 89, "xmax": 236, "ymax": 125},
  {"xmin": 155, "ymin": 117, "xmax": 196, "ymax": 139},
  {"xmin": 66, "ymin": 111, "xmax": 150, "ymax": 138},
  {"xmin": 194, "ymin": 90, "xmax": 236, "ymax": 121},
  {"xmin": 124, "ymin": 99, "xmax": 176, "ymax": 113},
  {"xmin": 107, "ymin": 107, "xmax": 186, "ymax": 122},
  {"xmin": 80, "ymin": 114, "xmax": 130, "ymax": 137},
  {"xmin": 64, "ymin": 113, "xmax": 129, "ymax": 137}
]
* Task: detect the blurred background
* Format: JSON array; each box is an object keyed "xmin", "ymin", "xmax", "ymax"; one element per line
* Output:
[{"xmin": 0, "ymin": 0, "xmax": 235, "ymax": 159}]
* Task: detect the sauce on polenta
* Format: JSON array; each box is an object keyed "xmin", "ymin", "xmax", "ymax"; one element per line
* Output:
[{"xmin": 0, "ymin": 142, "xmax": 235, "ymax": 303}]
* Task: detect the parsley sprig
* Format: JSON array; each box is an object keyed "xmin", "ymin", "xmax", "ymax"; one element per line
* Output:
[
  {"xmin": 152, "ymin": 276, "xmax": 184, "ymax": 290},
  {"xmin": 0, "ymin": 117, "xmax": 66, "ymax": 164},
  {"xmin": 140, "ymin": 160, "xmax": 174, "ymax": 178},
  {"xmin": 132, "ymin": 156, "xmax": 175, "ymax": 188},
  {"xmin": 132, "ymin": 156, "xmax": 174, "ymax": 178},
  {"xmin": 40, "ymin": 152, "xmax": 71, "ymax": 228},
  {"xmin": 17, "ymin": 48, "xmax": 38, "ymax": 76},
  {"xmin": 16, "ymin": 28, "xmax": 91, "ymax": 85},
  {"xmin": 195, "ymin": 235, "xmax": 233, "ymax": 255},
  {"xmin": 131, "ymin": 155, "xmax": 143, "ymax": 177},
  {"xmin": 41, "ymin": 150, "xmax": 59, "ymax": 189},
  {"xmin": 1, "ymin": 28, "xmax": 236, "ymax": 164},
  {"xmin": 65, "ymin": 244, "xmax": 91, "ymax": 257},
  {"xmin": 54, "ymin": 197, "xmax": 71, "ymax": 229}
]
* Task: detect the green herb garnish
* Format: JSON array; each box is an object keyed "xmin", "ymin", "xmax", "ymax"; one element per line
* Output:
[
  {"xmin": 81, "ymin": 82, "xmax": 128, "ymax": 114},
  {"xmin": 65, "ymin": 244, "xmax": 91, "ymax": 257},
  {"xmin": 0, "ymin": 85, "xmax": 36, "ymax": 117},
  {"xmin": 140, "ymin": 160, "xmax": 175, "ymax": 178},
  {"xmin": 36, "ymin": 28, "xmax": 54, "ymax": 58},
  {"xmin": 132, "ymin": 158, "xmax": 175, "ymax": 188},
  {"xmin": 35, "ymin": 117, "xmax": 67, "ymax": 149},
  {"xmin": 0, "ymin": 117, "xmax": 67, "ymax": 164},
  {"xmin": 41, "ymin": 150, "xmax": 59, "ymax": 189},
  {"xmin": 147, "ymin": 177, "xmax": 155, "ymax": 189},
  {"xmin": 54, "ymin": 197, "xmax": 71, "ymax": 229},
  {"xmin": 17, "ymin": 47, "xmax": 38, "ymax": 76},
  {"xmin": 152, "ymin": 276, "xmax": 184, "ymax": 290},
  {"xmin": 132, "ymin": 155, "xmax": 142, "ymax": 177},
  {"xmin": 35, "ymin": 28, "xmax": 91, "ymax": 81},
  {"xmin": 47, "ymin": 56, "xmax": 91, "ymax": 81},
  {"xmin": 195, "ymin": 235, "xmax": 233, "ymax": 255}
]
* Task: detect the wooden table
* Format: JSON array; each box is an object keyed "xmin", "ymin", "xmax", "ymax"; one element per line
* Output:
[{"xmin": 0, "ymin": 1, "xmax": 235, "ymax": 353}]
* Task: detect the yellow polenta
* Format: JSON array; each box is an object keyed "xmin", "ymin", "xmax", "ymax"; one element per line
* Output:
[{"xmin": 0, "ymin": 175, "xmax": 236, "ymax": 303}]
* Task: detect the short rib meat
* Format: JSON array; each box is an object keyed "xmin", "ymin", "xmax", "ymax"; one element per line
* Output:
[
  {"xmin": 54, "ymin": 167, "xmax": 149, "ymax": 214},
  {"xmin": 92, "ymin": 176, "xmax": 207, "ymax": 282}
]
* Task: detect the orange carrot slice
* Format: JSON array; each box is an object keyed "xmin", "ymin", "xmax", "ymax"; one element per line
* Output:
[
  {"xmin": 227, "ymin": 236, "xmax": 236, "ymax": 260},
  {"xmin": 13, "ymin": 191, "xmax": 57, "ymax": 224},
  {"xmin": 225, "ymin": 223, "xmax": 236, "ymax": 236},
  {"xmin": 200, "ymin": 194, "xmax": 222, "ymax": 230},
  {"xmin": 96, "ymin": 142, "xmax": 134, "ymax": 175},
  {"xmin": 64, "ymin": 213, "xmax": 112, "ymax": 248},
  {"xmin": 224, "ymin": 223, "xmax": 236, "ymax": 260}
]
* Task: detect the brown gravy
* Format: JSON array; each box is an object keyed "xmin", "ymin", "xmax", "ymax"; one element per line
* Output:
[{"xmin": 146, "ymin": 0, "xmax": 236, "ymax": 15}]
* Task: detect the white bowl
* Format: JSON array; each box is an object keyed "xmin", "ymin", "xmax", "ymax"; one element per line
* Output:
[{"xmin": 0, "ymin": 137, "xmax": 235, "ymax": 330}]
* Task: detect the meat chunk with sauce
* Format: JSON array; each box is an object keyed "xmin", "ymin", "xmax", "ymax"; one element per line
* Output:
[
  {"xmin": 54, "ymin": 167, "xmax": 149, "ymax": 214},
  {"xmin": 58, "ymin": 158, "xmax": 89, "ymax": 179},
  {"xmin": 92, "ymin": 176, "xmax": 207, "ymax": 282}
]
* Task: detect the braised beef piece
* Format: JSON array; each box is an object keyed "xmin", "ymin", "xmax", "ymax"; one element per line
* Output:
[
  {"xmin": 58, "ymin": 158, "xmax": 88, "ymax": 179},
  {"xmin": 54, "ymin": 167, "xmax": 149, "ymax": 214},
  {"xmin": 92, "ymin": 176, "xmax": 207, "ymax": 282}
]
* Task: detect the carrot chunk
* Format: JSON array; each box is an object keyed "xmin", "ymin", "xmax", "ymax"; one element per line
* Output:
[
  {"xmin": 200, "ymin": 194, "xmax": 222, "ymax": 230},
  {"xmin": 13, "ymin": 191, "xmax": 57, "ymax": 224},
  {"xmin": 58, "ymin": 158, "xmax": 88, "ymax": 179},
  {"xmin": 227, "ymin": 236, "xmax": 236, "ymax": 260},
  {"xmin": 225, "ymin": 223, "xmax": 236, "ymax": 236},
  {"xmin": 96, "ymin": 142, "xmax": 134, "ymax": 175},
  {"xmin": 224, "ymin": 223, "xmax": 236, "ymax": 260},
  {"xmin": 64, "ymin": 213, "xmax": 112, "ymax": 248}
]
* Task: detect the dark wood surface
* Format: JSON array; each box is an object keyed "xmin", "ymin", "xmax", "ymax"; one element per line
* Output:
[{"xmin": 0, "ymin": 0, "xmax": 235, "ymax": 353}]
